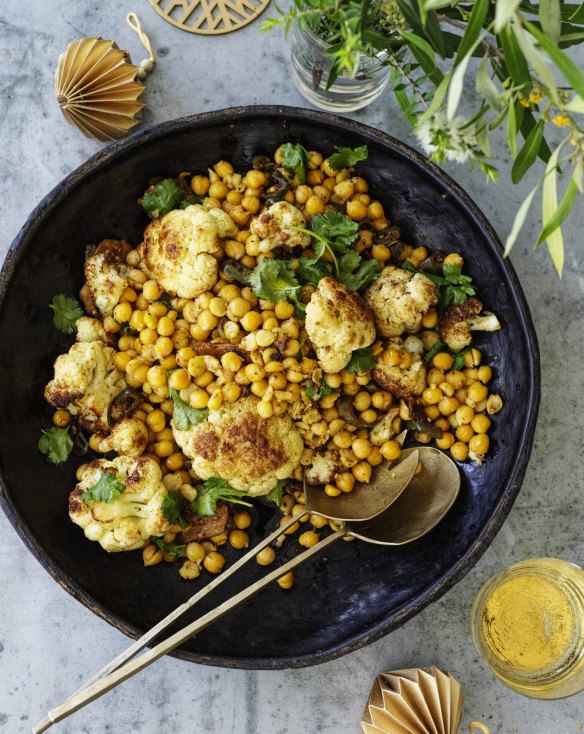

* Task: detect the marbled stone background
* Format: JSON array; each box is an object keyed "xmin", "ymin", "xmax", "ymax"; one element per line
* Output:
[{"xmin": 1, "ymin": 2, "xmax": 583, "ymax": 732}]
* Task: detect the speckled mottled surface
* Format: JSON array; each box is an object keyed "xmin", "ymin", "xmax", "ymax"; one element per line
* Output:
[{"xmin": 1, "ymin": 2, "xmax": 583, "ymax": 733}]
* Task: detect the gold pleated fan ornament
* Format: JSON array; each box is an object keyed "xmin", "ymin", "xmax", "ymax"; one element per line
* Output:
[
  {"xmin": 361, "ymin": 668, "xmax": 464, "ymax": 734},
  {"xmin": 55, "ymin": 13, "xmax": 156, "ymax": 142}
]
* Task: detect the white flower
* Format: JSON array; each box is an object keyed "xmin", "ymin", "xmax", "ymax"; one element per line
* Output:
[{"xmin": 415, "ymin": 112, "xmax": 478, "ymax": 164}]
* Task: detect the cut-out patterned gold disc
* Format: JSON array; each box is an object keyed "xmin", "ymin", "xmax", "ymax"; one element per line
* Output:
[{"xmin": 149, "ymin": 0, "xmax": 271, "ymax": 35}]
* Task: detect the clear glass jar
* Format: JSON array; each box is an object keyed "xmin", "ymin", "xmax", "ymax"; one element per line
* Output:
[
  {"xmin": 471, "ymin": 558, "xmax": 584, "ymax": 699},
  {"xmin": 290, "ymin": 24, "xmax": 390, "ymax": 112}
]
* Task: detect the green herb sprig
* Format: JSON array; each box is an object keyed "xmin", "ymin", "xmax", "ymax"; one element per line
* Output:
[
  {"xmin": 80, "ymin": 473, "xmax": 124, "ymax": 503},
  {"xmin": 38, "ymin": 426, "xmax": 73, "ymax": 465},
  {"xmin": 190, "ymin": 478, "xmax": 253, "ymax": 517},
  {"xmin": 50, "ymin": 294, "xmax": 84, "ymax": 334}
]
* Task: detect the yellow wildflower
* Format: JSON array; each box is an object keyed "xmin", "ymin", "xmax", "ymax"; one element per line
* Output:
[
  {"xmin": 553, "ymin": 114, "xmax": 571, "ymax": 128},
  {"xmin": 529, "ymin": 91, "xmax": 543, "ymax": 104}
]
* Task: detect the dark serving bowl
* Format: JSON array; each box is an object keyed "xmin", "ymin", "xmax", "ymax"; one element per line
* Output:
[{"xmin": 0, "ymin": 106, "xmax": 539, "ymax": 669}]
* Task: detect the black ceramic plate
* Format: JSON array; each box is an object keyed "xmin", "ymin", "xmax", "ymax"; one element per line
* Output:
[{"xmin": 0, "ymin": 106, "xmax": 539, "ymax": 669}]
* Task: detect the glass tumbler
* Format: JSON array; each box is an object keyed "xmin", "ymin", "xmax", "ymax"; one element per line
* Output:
[
  {"xmin": 290, "ymin": 25, "xmax": 390, "ymax": 112},
  {"xmin": 471, "ymin": 558, "xmax": 584, "ymax": 699}
]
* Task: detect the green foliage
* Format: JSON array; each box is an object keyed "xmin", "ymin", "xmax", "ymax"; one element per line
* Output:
[
  {"xmin": 304, "ymin": 380, "xmax": 336, "ymax": 399},
  {"xmin": 152, "ymin": 537, "xmax": 186, "ymax": 558},
  {"xmin": 267, "ymin": 479, "xmax": 289, "ymax": 506},
  {"xmin": 169, "ymin": 387, "xmax": 209, "ymax": 430},
  {"xmin": 328, "ymin": 145, "xmax": 369, "ymax": 170},
  {"xmin": 279, "ymin": 142, "xmax": 309, "ymax": 183},
  {"xmin": 38, "ymin": 426, "xmax": 73, "ymax": 465},
  {"xmin": 263, "ymin": 0, "xmax": 584, "ymax": 277},
  {"xmin": 346, "ymin": 347, "xmax": 378, "ymax": 373},
  {"xmin": 337, "ymin": 250, "xmax": 382, "ymax": 290},
  {"xmin": 80, "ymin": 473, "xmax": 124, "ymax": 503},
  {"xmin": 190, "ymin": 478, "xmax": 253, "ymax": 517},
  {"xmin": 142, "ymin": 179, "xmax": 188, "ymax": 219},
  {"xmin": 162, "ymin": 489, "xmax": 187, "ymax": 529},
  {"xmin": 50, "ymin": 294, "xmax": 84, "ymax": 334}
]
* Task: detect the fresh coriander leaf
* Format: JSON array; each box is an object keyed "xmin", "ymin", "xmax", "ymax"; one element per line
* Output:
[
  {"xmin": 304, "ymin": 381, "xmax": 335, "ymax": 400},
  {"xmin": 279, "ymin": 142, "xmax": 309, "ymax": 183},
  {"xmin": 50, "ymin": 294, "xmax": 84, "ymax": 334},
  {"xmin": 441, "ymin": 264, "xmax": 476, "ymax": 307},
  {"xmin": 142, "ymin": 179, "xmax": 185, "ymax": 219},
  {"xmin": 267, "ymin": 479, "xmax": 288, "ymax": 507},
  {"xmin": 190, "ymin": 477, "xmax": 252, "ymax": 517},
  {"xmin": 38, "ymin": 426, "xmax": 73, "ymax": 465},
  {"xmin": 80, "ymin": 472, "xmax": 124, "ymax": 503},
  {"xmin": 162, "ymin": 489, "xmax": 187, "ymax": 529},
  {"xmin": 152, "ymin": 537, "xmax": 186, "ymax": 559},
  {"xmin": 346, "ymin": 347, "xmax": 378, "ymax": 373},
  {"xmin": 328, "ymin": 145, "xmax": 368, "ymax": 171},
  {"xmin": 452, "ymin": 349, "xmax": 470, "ymax": 371},
  {"xmin": 424, "ymin": 339, "xmax": 445, "ymax": 364},
  {"xmin": 170, "ymin": 387, "xmax": 209, "ymax": 430},
  {"xmin": 297, "ymin": 256, "xmax": 329, "ymax": 286},
  {"xmin": 337, "ymin": 251, "xmax": 381, "ymax": 291},
  {"xmin": 310, "ymin": 211, "xmax": 359, "ymax": 253},
  {"xmin": 248, "ymin": 258, "xmax": 305, "ymax": 315}
]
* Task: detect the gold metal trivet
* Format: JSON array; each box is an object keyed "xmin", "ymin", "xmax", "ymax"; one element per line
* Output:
[{"xmin": 149, "ymin": 0, "xmax": 271, "ymax": 35}]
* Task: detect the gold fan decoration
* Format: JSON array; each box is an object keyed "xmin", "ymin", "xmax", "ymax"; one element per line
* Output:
[
  {"xmin": 55, "ymin": 14, "xmax": 155, "ymax": 143},
  {"xmin": 149, "ymin": 0, "xmax": 271, "ymax": 35},
  {"xmin": 361, "ymin": 668, "xmax": 464, "ymax": 734}
]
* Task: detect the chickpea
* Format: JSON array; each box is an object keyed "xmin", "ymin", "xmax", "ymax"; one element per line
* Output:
[
  {"xmin": 352, "ymin": 461, "xmax": 372, "ymax": 483},
  {"xmin": 469, "ymin": 433, "xmax": 490, "ymax": 454},
  {"xmin": 52, "ymin": 409, "xmax": 72, "ymax": 427},
  {"xmin": 346, "ymin": 200, "xmax": 368, "ymax": 220},
  {"xmin": 203, "ymin": 552, "xmax": 226, "ymax": 574},
  {"xmin": 450, "ymin": 441, "xmax": 469, "ymax": 461},
  {"xmin": 471, "ymin": 413, "xmax": 491, "ymax": 434},
  {"xmin": 143, "ymin": 544, "xmax": 163, "ymax": 567},
  {"xmin": 256, "ymin": 547, "xmax": 276, "ymax": 566},
  {"xmin": 277, "ymin": 572, "xmax": 294, "ymax": 590},
  {"xmin": 380, "ymin": 440, "xmax": 401, "ymax": 461},
  {"xmin": 229, "ymin": 529, "xmax": 250, "ymax": 550},
  {"xmin": 234, "ymin": 511, "xmax": 252, "ymax": 530},
  {"xmin": 299, "ymin": 531, "xmax": 320, "ymax": 548},
  {"xmin": 306, "ymin": 195, "xmax": 325, "ymax": 215}
]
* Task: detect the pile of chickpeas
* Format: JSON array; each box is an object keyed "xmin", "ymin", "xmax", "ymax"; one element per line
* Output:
[{"xmin": 53, "ymin": 146, "xmax": 502, "ymax": 586}]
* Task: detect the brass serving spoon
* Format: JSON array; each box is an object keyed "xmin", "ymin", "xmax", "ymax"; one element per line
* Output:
[{"xmin": 33, "ymin": 446, "xmax": 459, "ymax": 733}]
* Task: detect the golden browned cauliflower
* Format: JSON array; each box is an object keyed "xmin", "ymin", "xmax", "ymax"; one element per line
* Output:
[
  {"xmin": 44, "ymin": 340, "xmax": 126, "ymax": 433},
  {"xmin": 440, "ymin": 297, "xmax": 501, "ymax": 352},
  {"xmin": 80, "ymin": 239, "xmax": 131, "ymax": 317},
  {"xmin": 250, "ymin": 201, "xmax": 311, "ymax": 253},
  {"xmin": 138, "ymin": 205, "xmax": 238, "ymax": 298},
  {"xmin": 69, "ymin": 456, "xmax": 171, "ymax": 552},
  {"xmin": 365, "ymin": 264, "xmax": 438, "ymax": 337},
  {"xmin": 172, "ymin": 396, "xmax": 303, "ymax": 496},
  {"xmin": 305, "ymin": 277, "xmax": 376, "ymax": 373},
  {"xmin": 94, "ymin": 418, "xmax": 149, "ymax": 457},
  {"xmin": 372, "ymin": 341, "xmax": 427, "ymax": 398}
]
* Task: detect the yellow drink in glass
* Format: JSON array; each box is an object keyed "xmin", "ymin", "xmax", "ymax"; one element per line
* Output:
[{"xmin": 471, "ymin": 558, "xmax": 584, "ymax": 698}]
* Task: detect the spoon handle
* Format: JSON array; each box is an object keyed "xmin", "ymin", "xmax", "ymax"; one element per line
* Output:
[{"xmin": 33, "ymin": 529, "xmax": 344, "ymax": 733}]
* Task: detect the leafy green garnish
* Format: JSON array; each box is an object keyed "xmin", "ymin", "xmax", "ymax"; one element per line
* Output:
[
  {"xmin": 267, "ymin": 479, "xmax": 289, "ymax": 507},
  {"xmin": 50, "ymin": 294, "xmax": 84, "ymax": 334},
  {"xmin": 80, "ymin": 472, "xmax": 124, "ymax": 503},
  {"xmin": 248, "ymin": 258, "xmax": 305, "ymax": 314},
  {"xmin": 424, "ymin": 339, "xmax": 446, "ymax": 364},
  {"xmin": 337, "ymin": 250, "xmax": 381, "ymax": 291},
  {"xmin": 304, "ymin": 381, "xmax": 336, "ymax": 400},
  {"xmin": 162, "ymin": 489, "xmax": 187, "ymax": 529},
  {"xmin": 402, "ymin": 261, "xmax": 476, "ymax": 310},
  {"xmin": 279, "ymin": 142, "xmax": 309, "ymax": 183},
  {"xmin": 152, "ymin": 537, "xmax": 186, "ymax": 559},
  {"xmin": 290, "ymin": 211, "xmax": 359, "ymax": 279},
  {"xmin": 296, "ymin": 256, "xmax": 330, "ymax": 287},
  {"xmin": 452, "ymin": 349, "xmax": 470, "ymax": 371},
  {"xmin": 346, "ymin": 347, "xmax": 378, "ymax": 373},
  {"xmin": 179, "ymin": 193, "xmax": 205, "ymax": 208},
  {"xmin": 38, "ymin": 426, "xmax": 73, "ymax": 465},
  {"xmin": 328, "ymin": 145, "xmax": 368, "ymax": 172},
  {"xmin": 170, "ymin": 387, "xmax": 209, "ymax": 430},
  {"xmin": 311, "ymin": 211, "xmax": 360, "ymax": 252},
  {"xmin": 142, "ymin": 179, "xmax": 186, "ymax": 219},
  {"xmin": 190, "ymin": 477, "xmax": 253, "ymax": 517}
]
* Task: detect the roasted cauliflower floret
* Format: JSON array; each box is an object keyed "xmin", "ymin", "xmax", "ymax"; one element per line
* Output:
[
  {"xmin": 75, "ymin": 316, "xmax": 117, "ymax": 347},
  {"xmin": 95, "ymin": 418, "xmax": 149, "ymax": 457},
  {"xmin": 440, "ymin": 296, "xmax": 502, "ymax": 352},
  {"xmin": 305, "ymin": 449, "xmax": 342, "ymax": 486},
  {"xmin": 44, "ymin": 340, "xmax": 126, "ymax": 433},
  {"xmin": 305, "ymin": 277, "xmax": 376, "ymax": 374},
  {"xmin": 250, "ymin": 201, "xmax": 311, "ymax": 253},
  {"xmin": 372, "ymin": 340, "xmax": 427, "ymax": 398},
  {"xmin": 172, "ymin": 396, "xmax": 303, "ymax": 496},
  {"xmin": 80, "ymin": 239, "xmax": 131, "ymax": 317},
  {"xmin": 138, "ymin": 205, "xmax": 237, "ymax": 298},
  {"xmin": 69, "ymin": 456, "xmax": 171, "ymax": 552},
  {"xmin": 365, "ymin": 264, "xmax": 438, "ymax": 337}
]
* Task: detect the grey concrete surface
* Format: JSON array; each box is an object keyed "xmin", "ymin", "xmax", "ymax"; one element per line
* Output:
[{"xmin": 1, "ymin": 2, "xmax": 583, "ymax": 732}]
